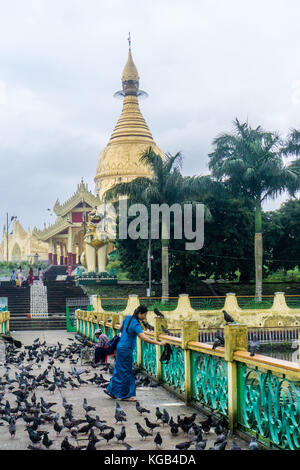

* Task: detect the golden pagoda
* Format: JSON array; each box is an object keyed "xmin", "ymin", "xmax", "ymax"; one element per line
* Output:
[{"xmin": 95, "ymin": 40, "xmax": 165, "ymax": 200}]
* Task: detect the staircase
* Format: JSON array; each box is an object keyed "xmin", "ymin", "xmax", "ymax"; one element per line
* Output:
[
  {"xmin": 44, "ymin": 265, "xmax": 78, "ymax": 281},
  {"xmin": 0, "ymin": 276, "xmax": 88, "ymax": 331}
]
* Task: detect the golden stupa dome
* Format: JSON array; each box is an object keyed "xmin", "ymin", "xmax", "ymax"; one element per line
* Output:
[{"xmin": 95, "ymin": 45, "xmax": 164, "ymax": 201}]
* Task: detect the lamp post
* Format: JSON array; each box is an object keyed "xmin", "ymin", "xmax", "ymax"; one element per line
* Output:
[
  {"xmin": 6, "ymin": 213, "xmax": 17, "ymax": 262},
  {"xmin": 147, "ymin": 237, "xmax": 153, "ymax": 297}
]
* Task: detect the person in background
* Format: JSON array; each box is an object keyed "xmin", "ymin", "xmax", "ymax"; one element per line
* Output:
[
  {"xmin": 17, "ymin": 266, "xmax": 24, "ymax": 288},
  {"xmin": 28, "ymin": 267, "xmax": 34, "ymax": 286},
  {"xmin": 93, "ymin": 329, "xmax": 114, "ymax": 364},
  {"xmin": 10, "ymin": 270, "xmax": 16, "ymax": 285},
  {"xmin": 38, "ymin": 267, "xmax": 44, "ymax": 285},
  {"xmin": 67, "ymin": 264, "xmax": 73, "ymax": 277}
]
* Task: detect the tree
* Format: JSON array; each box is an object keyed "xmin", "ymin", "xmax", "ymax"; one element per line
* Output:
[
  {"xmin": 263, "ymin": 199, "xmax": 300, "ymax": 273},
  {"xmin": 105, "ymin": 148, "xmax": 210, "ymax": 299},
  {"xmin": 208, "ymin": 119, "xmax": 300, "ymax": 300}
]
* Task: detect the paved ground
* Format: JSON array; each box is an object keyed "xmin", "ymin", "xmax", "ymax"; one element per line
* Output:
[{"xmin": 0, "ymin": 330, "xmax": 248, "ymax": 451}]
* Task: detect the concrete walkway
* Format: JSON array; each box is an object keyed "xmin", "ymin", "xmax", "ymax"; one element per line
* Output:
[{"xmin": 0, "ymin": 330, "xmax": 248, "ymax": 451}]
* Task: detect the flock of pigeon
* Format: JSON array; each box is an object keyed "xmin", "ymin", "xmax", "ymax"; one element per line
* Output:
[{"xmin": 0, "ymin": 331, "xmax": 259, "ymax": 451}]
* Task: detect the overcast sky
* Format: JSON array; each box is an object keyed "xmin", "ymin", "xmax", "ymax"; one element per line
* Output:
[{"xmin": 1, "ymin": 0, "xmax": 300, "ymax": 233}]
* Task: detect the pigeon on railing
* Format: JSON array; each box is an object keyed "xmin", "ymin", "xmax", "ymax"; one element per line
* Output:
[{"xmin": 249, "ymin": 335, "xmax": 260, "ymax": 357}]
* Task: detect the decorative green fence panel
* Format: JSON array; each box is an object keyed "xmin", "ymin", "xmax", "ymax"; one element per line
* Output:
[
  {"xmin": 237, "ymin": 363, "xmax": 300, "ymax": 450},
  {"xmin": 133, "ymin": 345, "xmax": 137, "ymax": 365},
  {"xmin": 141, "ymin": 341, "xmax": 157, "ymax": 376},
  {"xmin": 161, "ymin": 345, "xmax": 185, "ymax": 394},
  {"xmin": 190, "ymin": 351, "xmax": 228, "ymax": 415}
]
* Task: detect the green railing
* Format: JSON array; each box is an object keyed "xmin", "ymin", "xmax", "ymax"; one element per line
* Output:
[
  {"xmin": 237, "ymin": 362, "xmax": 300, "ymax": 450},
  {"xmin": 76, "ymin": 311, "xmax": 300, "ymax": 450},
  {"xmin": 191, "ymin": 351, "xmax": 228, "ymax": 416}
]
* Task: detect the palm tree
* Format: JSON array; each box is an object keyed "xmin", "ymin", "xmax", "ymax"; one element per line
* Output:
[
  {"xmin": 208, "ymin": 119, "xmax": 300, "ymax": 301},
  {"xmin": 105, "ymin": 148, "xmax": 210, "ymax": 299}
]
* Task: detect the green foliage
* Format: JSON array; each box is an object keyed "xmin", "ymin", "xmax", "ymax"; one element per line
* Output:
[{"xmin": 0, "ymin": 261, "xmax": 47, "ymax": 277}]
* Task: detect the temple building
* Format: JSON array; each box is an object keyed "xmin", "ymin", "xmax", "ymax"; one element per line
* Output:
[
  {"xmin": 32, "ymin": 180, "xmax": 99, "ymax": 265},
  {"xmin": 95, "ymin": 42, "xmax": 164, "ymax": 200},
  {"xmin": 0, "ymin": 220, "xmax": 48, "ymax": 263},
  {"xmin": 0, "ymin": 42, "xmax": 164, "ymax": 269}
]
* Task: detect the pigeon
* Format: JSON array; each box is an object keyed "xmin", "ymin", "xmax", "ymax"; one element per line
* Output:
[
  {"xmin": 212, "ymin": 332, "xmax": 225, "ymax": 350},
  {"xmin": 213, "ymin": 440, "xmax": 227, "ymax": 450},
  {"xmin": 115, "ymin": 409, "xmax": 127, "ymax": 424},
  {"xmin": 155, "ymin": 407, "xmax": 163, "ymax": 421},
  {"xmin": 9, "ymin": 419, "xmax": 16, "ymax": 438},
  {"xmin": 249, "ymin": 335, "xmax": 260, "ymax": 357},
  {"xmin": 116, "ymin": 402, "xmax": 126, "ymax": 417},
  {"xmin": 135, "ymin": 422, "xmax": 152, "ymax": 440},
  {"xmin": 83, "ymin": 398, "xmax": 96, "ymax": 413},
  {"xmin": 136, "ymin": 401, "xmax": 150, "ymax": 415},
  {"xmin": 142, "ymin": 321, "xmax": 154, "ymax": 332},
  {"xmin": 222, "ymin": 310, "xmax": 235, "ymax": 323},
  {"xmin": 231, "ymin": 441, "xmax": 242, "ymax": 450},
  {"xmin": 161, "ymin": 325, "xmax": 170, "ymax": 335},
  {"xmin": 144, "ymin": 417, "xmax": 160, "ymax": 433},
  {"xmin": 161, "ymin": 409, "xmax": 170, "ymax": 426},
  {"xmin": 154, "ymin": 432, "xmax": 162, "ymax": 448},
  {"xmin": 154, "ymin": 308, "xmax": 165, "ymax": 319},
  {"xmin": 42, "ymin": 432, "xmax": 53, "ymax": 449},
  {"xmin": 195, "ymin": 439, "xmax": 207, "ymax": 450},
  {"xmin": 115, "ymin": 426, "xmax": 126, "ymax": 443},
  {"xmin": 249, "ymin": 437, "xmax": 259, "ymax": 450},
  {"xmin": 99, "ymin": 428, "xmax": 115, "ymax": 445},
  {"xmin": 175, "ymin": 441, "xmax": 193, "ymax": 450},
  {"xmin": 53, "ymin": 420, "xmax": 63, "ymax": 436},
  {"xmin": 122, "ymin": 442, "xmax": 135, "ymax": 450}
]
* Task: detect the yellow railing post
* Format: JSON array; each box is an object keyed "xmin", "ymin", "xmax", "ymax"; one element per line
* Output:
[
  {"xmin": 224, "ymin": 323, "xmax": 248, "ymax": 432},
  {"xmin": 181, "ymin": 320, "xmax": 199, "ymax": 404}
]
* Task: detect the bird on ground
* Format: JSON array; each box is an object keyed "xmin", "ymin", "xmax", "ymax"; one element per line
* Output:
[
  {"xmin": 115, "ymin": 426, "xmax": 126, "ymax": 443},
  {"xmin": 214, "ymin": 430, "xmax": 228, "ymax": 445},
  {"xmin": 249, "ymin": 437, "xmax": 259, "ymax": 450},
  {"xmin": 222, "ymin": 310, "xmax": 235, "ymax": 324},
  {"xmin": 83, "ymin": 398, "xmax": 96, "ymax": 413},
  {"xmin": 135, "ymin": 422, "xmax": 152, "ymax": 440},
  {"xmin": 175, "ymin": 441, "xmax": 193, "ymax": 450},
  {"xmin": 136, "ymin": 401, "xmax": 150, "ymax": 415},
  {"xmin": 122, "ymin": 442, "xmax": 135, "ymax": 450},
  {"xmin": 161, "ymin": 409, "xmax": 170, "ymax": 426},
  {"xmin": 100, "ymin": 428, "xmax": 115, "ymax": 445},
  {"xmin": 42, "ymin": 432, "xmax": 53, "ymax": 449},
  {"xmin": 195, "ymin": 439, "xmax": 207, "ymax": 450},
  {"xmin": 213, "ymin": 440, "xmax": 227, "ymax": 450},
  {"xmin": 231, "ymin": 441, "xmax": 242, "ymax": 450},
  {"xmin": 155, "ymin": 407, "xmax": 163, "ymax": 422},
  {"xmin": 154, "ymin": 432, "xmax": 162, "ymax": 448},
  {"xmin": 154, "ymin": 308, "xmax": 164, "ymax": 319},
  {"xmin": 249, "ymin": 335, "xmax": 260, "ymax": 357},
  {"xmin": 115, "ymin": 402, "xmax": 126, "ymax": 417},
  {"xmin": 115, "ymin": 409, "xmax": 127, "ymax": 424},
  {"xmin": 9, "ymin": 419, "xmax": 16, "ymax": 438},
  {"xmin": 144, "ymin": 417, "xmax": 160, "ymax": 433}
]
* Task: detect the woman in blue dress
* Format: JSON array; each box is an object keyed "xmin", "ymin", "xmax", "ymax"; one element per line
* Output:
[{"xmin": 104, "ymin": 305, "xmax": 167, "ymax": 402}]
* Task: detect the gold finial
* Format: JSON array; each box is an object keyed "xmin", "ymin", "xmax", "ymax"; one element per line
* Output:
[{"xmin": 122, "ymin": 42, "xmax": 139, "ymax": 82}]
